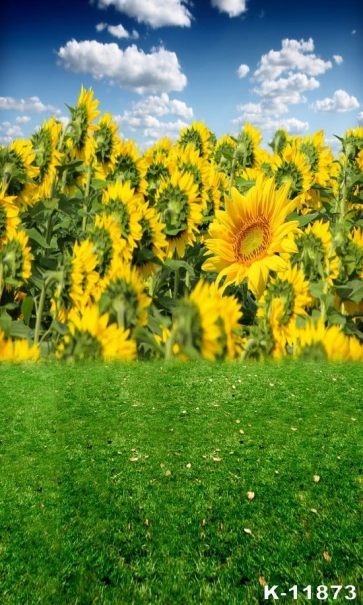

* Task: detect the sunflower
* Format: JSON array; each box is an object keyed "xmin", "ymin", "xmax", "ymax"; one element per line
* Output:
[
  {"xmin": 143, "ymin": 137, "xmax": 174, "ymax": 161},
  {"xmin": 107, "ymin": 139, "xmax": 148, "ymax": 197},
  {"xmin": 154, "ymin": 169, "xmax": 201, "ymax": 258},
  {"xmin": 269, "ymin": 128, "xmax": 289, "ymax": 155},
  {"xmin": 0, "ymin": 331, "xmax": 40, "ymax": 363},
  {"xmin": 168, "ymin": 279, "xmax": 223, "ymax": 361},
  {"xmin": 234, "ymin": 122, "xmax": 265, "ymax": 169},
  {"xmin": 143, "ymin": 150, "xmax": 177, "ymax": 205},
  {"xmin": 131, "ymin": 202, "xmax": 168, "ymax": 278},
  {"xmin": 177, "ymin": 121, "xmax": 213, "ymax": 159},
  {"xmin": 93, "ymin": 112, "xmax": 120, "ymax": 180},
  {"xmin": 0, "ymin": 190, "xmax": 20, "ymax": 248},
  {"xmin": 95, "ymin": 262, "xmax": 151, "ymax": 330},
  {"xmin": 66, "ymin": 86, "xmax": 100, "ymax": 164},
  {"xmin": 31, "ymin": 117, "xmax": 63, "ymax": 198},
  {"xmin": 213, "ymin": 135, "xmax": 237, "ymax": 169},
  {"xmin": 69, "ymin": 239, "xmax": 100, "ymax": 310},
  {"xmin": 56, "ymin": 304, "xmax": 136, "ymax": 361},
  {"xmin": 270, "ymin": 143, "xmax": 313, "ymax": 208},
  {"xmin": 208, "ymin": 281, "xmax": 243, "ymax": 359},
  {"xmin": 297, "ymin": 130, "xmax": 334, "ymax": 187},
  {"xmin": 257, "ymin": 264, "xmax": 312, "ymax": 356},
  {"xmin": 357, "ymin": 149, "xmax": 363, "ymax": 173},
  {"xmin": 88, "ymin": 213, "xmax": 126, "ymax": 294},
  {"xmin": 348, "ymin": 336, "xmax": 363, "ymax": 361},
  {"xmin": 175, "ymin": 143, "xmax": 212, "ymax": 209},
  {"xmin": 101, "ymin": 180, "xmax": 143, "ymax": 261},
  {"xmin": 50, "ymin": 252, "xmax": 75, "ymax": 323},
  {"xmin": 202, "ymin": 175, "xmax": 299, "ymax": 299},
  {"xmin": 287, "ymin": 220, "xmax": 339, "ymax": 286},
  {"xmin": 0, "ymin": 139, "xmax": 40, "ymax": 209},
  {"xmin": 0, "ymin": 230, "xmax": 33, "ymax": 289},
  {"xmin": 292, "ymin": 319, "xmax": 350, "ymax": 361}
]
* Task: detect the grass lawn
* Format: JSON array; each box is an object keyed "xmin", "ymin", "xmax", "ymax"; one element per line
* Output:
[{"xmin": 0, "ymin": 360, "xmax": 362, "ymax": 604}]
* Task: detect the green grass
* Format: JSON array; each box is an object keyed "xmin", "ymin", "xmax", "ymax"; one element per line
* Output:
[{"xmin": 0, "ymin": 360, "xmax": 362, "ymax": 604}]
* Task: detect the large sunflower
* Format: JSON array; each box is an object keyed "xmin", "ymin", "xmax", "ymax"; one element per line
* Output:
[
  {"xmin": 0, "ymin": 190, "xmax": 20, "ymax": 248},
  {"xmin": 88, "ymin": 213, "xmax": 126, "ymax": 293},
  {"xmin": 154, "ymin": 170, "xmax": 201, "ymax": 258},
  {"xmin": 56, "ymin": 304, "xmax": 136, "ymax": 361},
  {"xmin": 31, "ymin": 117, "xmax": 63, "ymax": 199},
  {"xmin": 202, "ymin": 176, "xmax": 299, "ymax": 299},
  {"xmin": 67, "ymin": 86, "xmax": 100, "ymax": 164}
]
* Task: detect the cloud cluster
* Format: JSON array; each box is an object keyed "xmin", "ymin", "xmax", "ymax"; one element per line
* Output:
[
  {"xmin": 114, "ymin": 92, "xmax": 193, "ymax": 142},
  {"xmin": 211, "ymin": 0, "xmax": 247, "ymax": 18},
  {"xmin": 0, "ymin": 96, "xmax": 59, "ymax": 114},
  {"xmin": 234, "ymin": 37, "xmax": 359, "ymax": 135},
  {"xmin": 93, "ymin": 0, "xmax": 192, "ymax": 28},
  {"xmin": 96, "ymin": 22, "xmax": 139, "ymax": 39},
  {"xmin": 254, "ymin": 38, "xmax": 332, "ymax": 81},
  {"xmin": 0, "ymin": 121, "xmax": 24, "ymax": 145},
  {"xmin": 311, "ymin": 89, "xmax": 360, "ymax": 113},
  {"xmin": 57, "ymin": 40, "xmax": 187, "ymax": 94}
]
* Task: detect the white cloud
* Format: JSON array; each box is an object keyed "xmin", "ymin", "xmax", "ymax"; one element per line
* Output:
[
  {"xmin": 114, "ymin": 92, "xmax": 193, "ymax": 142},
  {"xmin": 15, "ymin": 115, "xmax": 31, "ymax": 124},
  {"xmin": 237, "ymin": 64, "xmax": 249, "ymax": 78},
  {"xmin": 57, "ymin": 116, "xmax": 70, "ymax": 128},
  {"xmin": 232, "ymin": 113, "xmax": 309, "ymax": 134},
  {"xmin": 351, "ymin": 29, "xmax": 356, "ymax": 35},
  {"xmin": 0, "ymin": 96, "xmax": 60, "ymax": 114},
  {"xmin": 93, "ymin": 0, "xmax": 192, "ymax": 28},
  {"xmin": 0, "ymin": 121, "xmax": 24, "ymax": 145},
  {"xmin": 57, "ymin": 39, "xmax": 187, "ymax": 94},
  {"xmin": 253, "ymin": 73, "xmax": 320, "ymax": 105},
  {"xmin": 333, "ymin": 54, "xmax": 343, "ymax": 65},
  {"xmin": 357, "ymin": 112, "xmax": 363, "ymax": 124},
  {"xmin": 311, "ymin": 89, "xmax": 360, "ymax": 113},
  {"xmin": 254, "ymin": 38, "xmax": 332, "ymax": 81},
  {"xmin": 211, "ymin": 0, "xmax": 247, "ymax": 17},
  {"xmin": 96, "ymin": 22, "xmax": 139, "ymax": 39}
]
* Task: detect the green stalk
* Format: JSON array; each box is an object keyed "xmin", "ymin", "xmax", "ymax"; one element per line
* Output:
[
  {"xmin": 82, "ymin": 162, "xmax": 92, "ymax": 232},
  {"xmin": 34, "ymin": 282, "xmax": 46, "ymax": 345},
  {"xmin": 173, "ymin": 268, "xmax": 180, "ymax": 299}
]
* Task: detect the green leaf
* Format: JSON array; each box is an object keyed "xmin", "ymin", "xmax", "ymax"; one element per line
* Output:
[
  {"xmin": 163, "ymin": 259, "xmax": 195, "ymax": 276},
  {"xmin": 56, "ymin": 160, "xmax": 84, "ymax": 175},
  {"xmin": 297, "ymin": 212, "xmax": 319, "ymax": 227},
  {"xmin": 309, "ymin": 281, "xmax": 325, "ymax": 299},
  {"xmin": 8, "ymin": 321, "xmax": 33, "ymax": 339},
  {"xmin": 91, "ymin": 178, "xmax": 107, "ymax": 190},
  {"xmin": 21, "ymin": 296, "xmax": 34, "ymax": 326},
  {"xmin": 133, "ymin": 327, "xmax": 164, "ymax": 356},
  {"xmin": 50, "ymin": 320, "xmax": 69, "ymax": 336},
  {"xmin": 27, "ymin": 228, "xmax": 51, "ymax": 249},
  {"xmin": 326, "ymin": 307, "xmax": 346, "ymax": 326},
  {"xmin": 335, "ymin": 280, "xmax": 363, "ymax": 304}
]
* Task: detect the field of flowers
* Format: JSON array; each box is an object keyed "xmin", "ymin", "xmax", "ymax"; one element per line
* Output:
[{"xmin": 1, "ymin": 86, "xmax": 363, "ymax": 362}]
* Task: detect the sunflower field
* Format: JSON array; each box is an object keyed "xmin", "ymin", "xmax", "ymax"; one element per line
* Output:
[{"xmin": 1, "ymin": 86, "xmax": 363, "ymax": 363}]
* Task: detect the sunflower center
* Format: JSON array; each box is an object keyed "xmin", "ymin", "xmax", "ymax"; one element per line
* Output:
[{"xmin": 235, "ymin": 217, "xmax": 270, "ymax": 264}]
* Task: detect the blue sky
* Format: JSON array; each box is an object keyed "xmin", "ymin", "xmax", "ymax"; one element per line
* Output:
[{"xmin": 1, "ymin": 0, "xmax": 362, "ymax": 152}]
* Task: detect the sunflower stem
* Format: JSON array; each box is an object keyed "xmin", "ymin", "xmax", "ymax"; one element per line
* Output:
[
  {"xmin": 34, "ymin": 282, "xmax": 46, "ymax": 346},
  {"xmin": 173, "ymin": 268, "xmax": 180, "ymax": 299},
  {"xmin": 0, "ymin": 263, "xmax": 4, "ymax": 303},
  {"xmin": 82, "ymin": 161, "xmax": 93, "ymax": 232}
]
